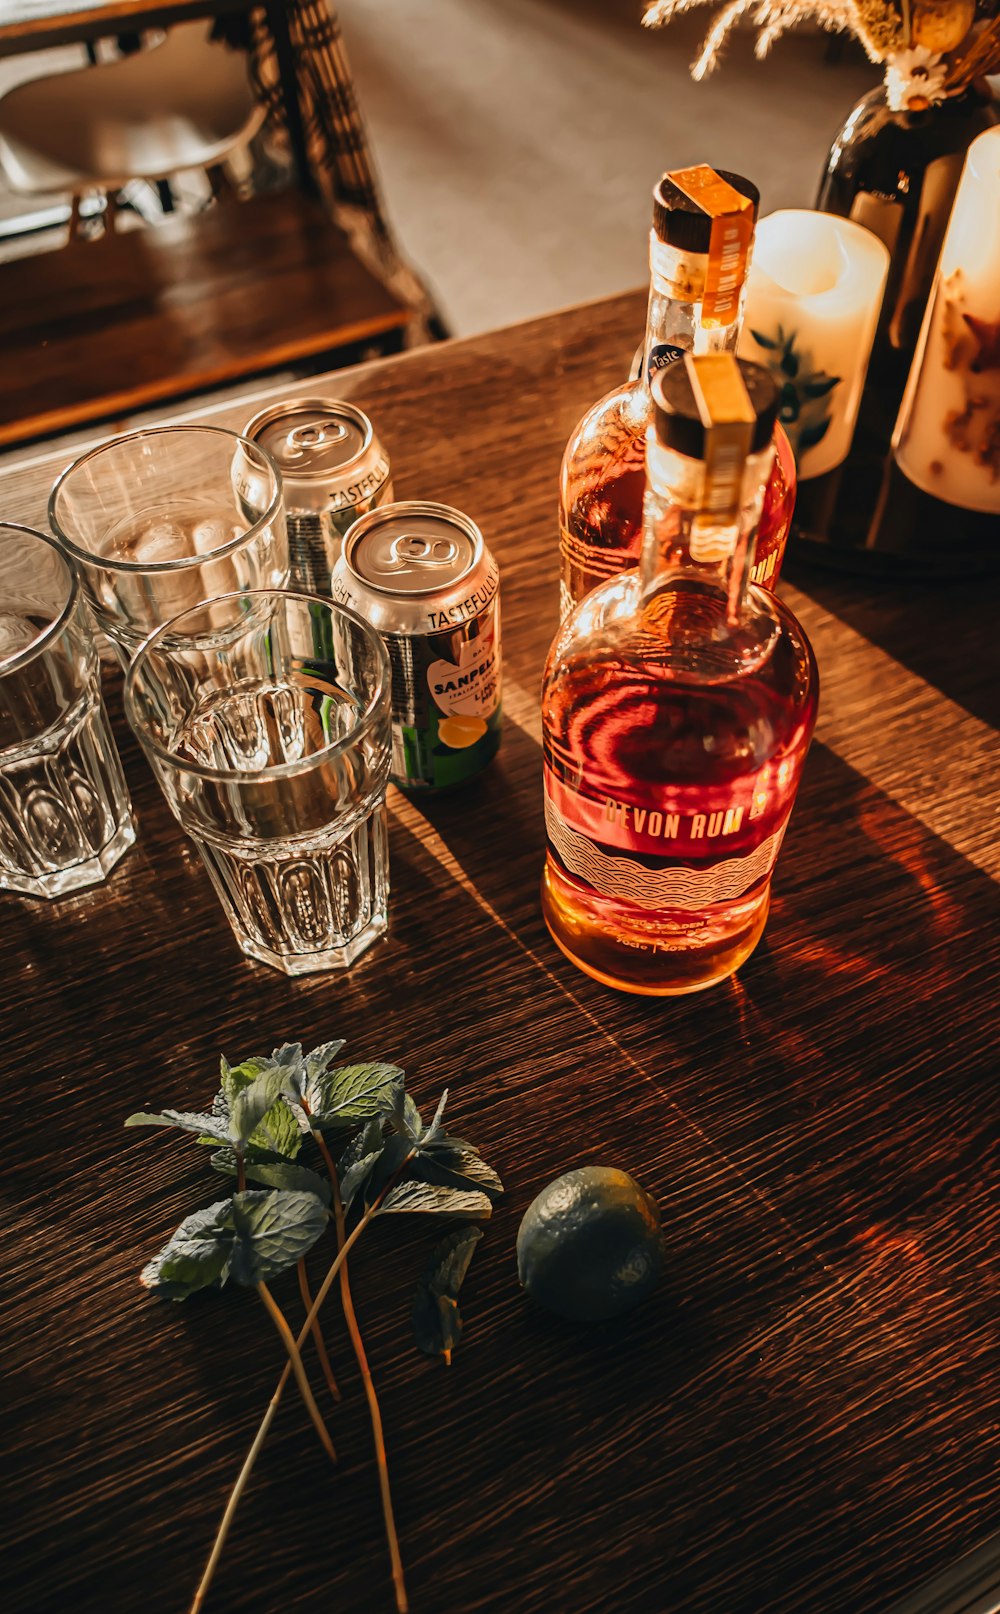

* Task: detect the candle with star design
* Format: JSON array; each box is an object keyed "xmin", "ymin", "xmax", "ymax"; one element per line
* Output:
[{"xmin": 894, "ymin": 125, "xmax": 1000, "ymax": 514}]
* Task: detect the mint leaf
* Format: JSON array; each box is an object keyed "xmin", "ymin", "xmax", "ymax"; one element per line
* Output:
[
  {"xmin": 272, "ymin": 1039, "xmax": 344, "ymax": 1111},
  {"xmin": 413, "ymin": 1142, "xmax": 503, "ymax": 1199},
  {"xmin": 140, "ymin": 1199, "xmax": 233, "ymax": 1300},
  {"xmin": 378, "ymin": 1181, "xmax": 493, "ymax": 1218},
  {"xmin": 227, "ymin": 1189, "xmax": 329, "ymax": 1287},
  {"xmin": 387, "ymin": 1088, "xmax": 424, "ymax": 1144},
  {"xmin": 220, "ymin": 1054, "xmax": 269, "ymax": 1106},
  {"xmin": 414, "ymin": 1292, "xmax": 462, "ymax": 1361},
  {"xmin": 412, "ymin": 1227, "xmax": 482, "ymax": 1361},
  {"xmin": 126, "ymin": 1109, "xmax": 230, "ymax": 1144},
  {"xmin": 428, "ymin": 1225, "xmax": 483, "ymax": 1295},
  {"xmin": 215, "ymin": 1053, "xmax": 304, "ymax": 1153},
  {"xmin": 210, "ymin": 1148, "xmax": 331, "ymax": 1205},
  {"xmin": 306, "ymin": 1062, "xmax": 404, "ymax": 1131},
  {"xmin": 250, "ymin": 1094, "xmax": 301, "ymax": 1160},
  {"xmin": 270, "ymin": 1042, "xmax": 308, "ymax": 1073},
  {"xmin": 420, "ymin": 1089, "xmax": 449, "ymax": 1147},
  {"xmin": 385, "ymin": 1087, "xmax": 501, "ymax": 1199},
  {"xmin": 363, "ymin": 1132, "xmax": 414, "ymax": 1206},
  {"xmin": 231, "ymin": 1067, "xmax": 288, "ymax": 1149},
  {"xmin": 338, "ymin": 1118, "xmax": 387, "ymax": 1211},
  {"xmin": 302, "ymin": 1039, "xmax": 346, "ymax": 1086},
  {"xmin": 139, "ymin": 1188, "xmax": 329, "ymax": 1298},
  {"xmin": 209, "ymin": 1143, "xmax": 284, "ymax": 1178}
]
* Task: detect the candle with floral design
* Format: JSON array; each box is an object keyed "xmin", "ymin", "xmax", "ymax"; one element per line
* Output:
[
  {"xmin": 739, "ymin": 211, "xmax": 889, "ymax": 479},
  {"xmin": 894, "ymin": 125, "xmax": 1000, "ymax": 512}
]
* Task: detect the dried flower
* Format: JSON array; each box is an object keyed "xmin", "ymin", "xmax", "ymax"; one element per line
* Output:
[
  {"xmin": 884, "ymin": 43, "xmax": 949, "ymax": 105},
  {"xmin": 853, "ymin": 0, "xmax": 906, "ymax": 56},
  {"xmin": 641, "ymin": 0, "xmax": 999, "ymax": 97},
  {"xmin": 642, "ymin": 0, "xmax": 902, "ymax": 73}
]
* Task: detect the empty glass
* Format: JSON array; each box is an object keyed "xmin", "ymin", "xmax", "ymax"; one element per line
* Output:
[
  {"xmin": 124, "ymin": 591, "xmax": 391, "ymax": 974},
  {"xmin": 0, "ymin": 523, "xmax": 135, "ymax": 898},
  {"xmin": 49, "ymin": 426, "xmax": 288, "ymax": 662}
]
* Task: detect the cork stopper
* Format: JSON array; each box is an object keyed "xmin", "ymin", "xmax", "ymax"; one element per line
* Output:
[
  {"xmin": 651, "ymin": 167, "xmax": 759, "ymax": 253},
  {"xmin": 651, "ymin": 356, "xmax": 777, "ymax": 458}
]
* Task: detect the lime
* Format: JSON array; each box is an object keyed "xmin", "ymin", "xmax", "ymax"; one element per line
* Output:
[{"xmin": 516, "ymin": 1166, "xmax": 663, "ymax": 1322}]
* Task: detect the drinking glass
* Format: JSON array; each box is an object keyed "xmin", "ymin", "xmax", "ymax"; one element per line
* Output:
[
  {"xmin": 49, "ymin": 426, "xmax": 288, "ymax": 663},
  {"xmin": 0, "ymin": 523, "xmax": 135, "ymax": 898},
  {"xmin": 124, "ymin": 590, "xmax": 391, "ymax": 974}
]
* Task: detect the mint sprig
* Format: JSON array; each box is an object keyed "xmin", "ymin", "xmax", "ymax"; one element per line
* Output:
[{"xmin": 127, "ymin": 1038, "xmax": 501, "ymax": 1614}]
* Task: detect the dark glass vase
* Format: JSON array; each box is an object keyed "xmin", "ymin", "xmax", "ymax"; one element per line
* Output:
[{"xmin": 789, "ymin": 84, "xmax": 999, "ymax": 575}]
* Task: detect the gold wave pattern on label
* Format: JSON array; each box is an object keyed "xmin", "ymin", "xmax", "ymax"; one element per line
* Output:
[{"xmin": 545, "ymin": 797, "xmax": 788, "ymax": 911}]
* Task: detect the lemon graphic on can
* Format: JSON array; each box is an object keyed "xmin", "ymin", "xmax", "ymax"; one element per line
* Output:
[{"xmin": 437, "ymin": 715, "xmax": 488, "ymax": 749}]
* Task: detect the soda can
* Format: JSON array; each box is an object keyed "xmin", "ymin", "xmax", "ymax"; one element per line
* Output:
[
  {"xmin": 331, "ymin": 501, "xmax": 502, "ymax": 791},
  {"xmin": 243, "ymin": 398, "xmax": 393, "ymax": 593}
]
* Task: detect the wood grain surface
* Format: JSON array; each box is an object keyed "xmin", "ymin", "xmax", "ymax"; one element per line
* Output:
[{"xmin": 1, "ymin": 291, "xmax": 998, "ymax": 1614}]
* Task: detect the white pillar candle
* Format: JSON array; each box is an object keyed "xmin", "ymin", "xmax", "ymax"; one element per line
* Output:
[
  {"xmin": 894, "ymin": 125, "xmax": 1000, "ymax": 514},
  {"xmin": 739, "ymin": 211, "xmax": 889, "ymax": 479}
]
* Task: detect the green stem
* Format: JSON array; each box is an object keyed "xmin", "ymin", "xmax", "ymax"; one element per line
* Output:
[
  {"xmin": 257, "ymin": 1281, "xmax": 337, "ymax": 1465},
  {"xmin": 296, "ymin": 1256, "xmax": 342, "ymax": 1402},
  {"xmin": 189, "ymin": 1359, "xmax": 291, "ymax": 1614},
  {"xmin": 190, "ymin": 1158, "xmax": 412, "ymax": 1614},
  {"xmin": 293, "ymin": 1152, "xmax": 414, "ymax": 1355},
  {"xmin": 314, "ymin": 1127, "xmax": 408, "ymax": 1614},
  {"xmin": 237, "ymin": 1139, "xmax": 338, "ymax": 1399}
]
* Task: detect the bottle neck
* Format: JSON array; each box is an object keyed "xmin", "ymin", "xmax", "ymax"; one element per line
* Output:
[
  {"xmin": 640, "ymin": 234, "xmax": 745, "ymax": 391},
  {"xmin": 639, "ymin": 434, "xmax": 775, "ymax": 624}
]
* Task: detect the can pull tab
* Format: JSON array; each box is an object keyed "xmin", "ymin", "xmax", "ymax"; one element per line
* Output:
[
  {"xmin": 389, "ymin": 533, "xmax": 461, "ymax": 568},
  {"xmin": 286, "ymin": 421, "xmax": 349, "ymax": 458}
]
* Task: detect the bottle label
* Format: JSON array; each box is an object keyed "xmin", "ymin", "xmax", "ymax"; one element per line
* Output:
[
  {"xmin": 666, "ymin": 167, "xmax": 753, "ymax": 329},
  {"xmin": 543, "ymin": 765, "xmax": 790, "ymax": 911},
  {"xmin": 427, "ymin": 617, "xmax": 501, "ymax": 721},
  {"xmin": 646, "ymin": 341, "xmax": 686, "ymax": 382},
  {"xmin": 372, "ymin": 595, "xmax": 502, "ymax": 791}
]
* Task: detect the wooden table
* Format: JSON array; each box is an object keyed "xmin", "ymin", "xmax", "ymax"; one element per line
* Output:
[{"xmin": 2, "ymin": 292, "xmax": 998, "ymax": 1614}]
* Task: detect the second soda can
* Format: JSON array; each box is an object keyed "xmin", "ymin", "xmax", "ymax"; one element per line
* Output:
[
  {"xmin": 243, "ymin": 398, "xmax": 393, "ymax": 593},
  {"xmin": 332, "ymin": 501, "xmax": 502, "ymax": 791}
]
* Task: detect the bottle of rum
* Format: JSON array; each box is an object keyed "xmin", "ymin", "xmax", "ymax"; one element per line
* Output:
[
  {"xmin": 542, "ymin": 354, "xmax": 819, "ymax": 995},
  {"xmin": 558, "ymin": 167, "xmax": 796, "ymax": 616}
]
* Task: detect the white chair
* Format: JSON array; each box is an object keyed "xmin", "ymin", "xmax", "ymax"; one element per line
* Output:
[{"xmin": 0, "ymin": 22, "xmax": 265, "ymax": 233}]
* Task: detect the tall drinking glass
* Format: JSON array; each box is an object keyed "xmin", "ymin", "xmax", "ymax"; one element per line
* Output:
[
  {"xmin": 0, "ymin": 523, "xmax": 135, "ymax": 898},
  {"xmin": 49, "ymin": 426, "xmax": 288, "ymax": 662},
  {"xmin": 124, "ymin": 591, "xmax": 391, "ymax": 974}
]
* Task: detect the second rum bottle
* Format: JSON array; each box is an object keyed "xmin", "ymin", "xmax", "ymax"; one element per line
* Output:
[
  {"xmin": 558, "ymin": 166, "xmax": 796, "ymax": 616},
  {"xmin": 542, "ymin": 354, "xmax": 819, "ymax": 995}
]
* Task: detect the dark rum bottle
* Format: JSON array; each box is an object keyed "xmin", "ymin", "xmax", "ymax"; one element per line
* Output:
[
  {"xmin": 558, "ymin": 166, "xmax": 796, "ymax": 616},
  {"xmin": 542, "ymin": 354, "xmax": 818, "ymax": 995}
]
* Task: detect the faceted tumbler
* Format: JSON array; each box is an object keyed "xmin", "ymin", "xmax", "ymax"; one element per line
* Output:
[
  {"xmin": 0, "ymin": 523, "xmax": 135, "ymax": 898},
  {"xmin": 49, "ymin": 425, "xmax": 288, "ymax": 663},
  {"xmin": 124, "ymin": 590, "xmax": 391, "ymax": 974}
]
